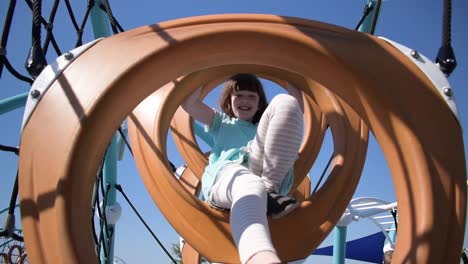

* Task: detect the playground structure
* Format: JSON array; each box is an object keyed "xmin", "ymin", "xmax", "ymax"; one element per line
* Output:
[
  {"xmin": 314, "ymin": 197, "xmax": 398, "ymax": 263},
  {"xmin": 1, "ymin": 1, "xmax": 467, "ymax": 264}
]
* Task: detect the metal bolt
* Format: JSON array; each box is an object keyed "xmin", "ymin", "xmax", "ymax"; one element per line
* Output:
[
  {"xmin": 30, "ymin": 89, "xmax": 41, "ymax": 98},
  {"xmin": 410, "ymin": 50, "xmax": 419, "ymax": 59},
  {"xmin": 443, "ymin": 87, "xmax": 453, "ymax": 97},
  {"xmin": 64, "ymin": 52, "xmax": 73, "ymax": 60}
]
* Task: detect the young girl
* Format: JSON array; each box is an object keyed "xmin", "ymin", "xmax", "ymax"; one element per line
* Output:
[{"xmin": 182, "ymin": 74, "xmax": 304, "ymax": 264}]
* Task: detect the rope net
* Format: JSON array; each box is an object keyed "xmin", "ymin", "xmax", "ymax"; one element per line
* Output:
[{"xmin": 0, "ymin": 1, "xmax": 175, "ymax": 264}]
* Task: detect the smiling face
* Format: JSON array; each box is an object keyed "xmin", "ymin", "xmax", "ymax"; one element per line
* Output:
[
  {"xmin": 230, "ymin": 90, "xmax": 260, "ymax": 121},
  {"xmin": 219, "ymin": 73, "xmax": 268, "ymax": 123}
]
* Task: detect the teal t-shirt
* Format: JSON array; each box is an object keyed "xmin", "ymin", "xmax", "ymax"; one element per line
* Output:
[
  {"xmin": 201, "ymin": 111, "xmax": 294, "ymax": 199},
  {"xmin": 201, "ymin": 112, "xmax": 257, "ymax": 199}
]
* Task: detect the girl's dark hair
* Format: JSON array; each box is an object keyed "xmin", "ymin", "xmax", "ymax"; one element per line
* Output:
[{"xmin": 218, "ymin": 73, "xmax": 268, "ymax": 123}]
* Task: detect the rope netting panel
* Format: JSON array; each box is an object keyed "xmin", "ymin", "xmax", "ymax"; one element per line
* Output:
[{"xmin": 0, "ymin": 1, "xmax": 176, "ymax": 264}]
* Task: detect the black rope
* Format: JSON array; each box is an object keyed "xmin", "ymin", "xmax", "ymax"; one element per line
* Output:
[
  {"xmin": 116, "ymin": 126, "xmax": 177, "ymax": 172},
  {"xmin": 0, "ymin": 172, "xmax": 24, "ymax": 242},
  {"xmin": 441, "ymin": 0, "xmax": 452, "ymax": 48},
  {"xmin": 41, "ymin": 0, "xmax": 60, "ymax": 55},
  {"xmin": 24, "ymin": 0, "xmax": 50, "ymax": 27},
  {"xmin": 462, "ymin": 250, "xmax": 468, "ymax": 264},
  {"xmin": 25, "ymin": 0, "xmax": 47, "ymax": 79},
  {"xmin": 63, "ymin": 0, "xmax": 81, "ymax": 33},
  {"xmin": 390, "ymin": 209, "xmax": 398, "ymax": 232},
  {"xmin": 96, "ymin": 183, "xmax": 111, "ymax": 263},
  {"xmin": 91, "ymin": 161, "xmax": 104, "ymax": 253},
  {"xmin": 0, "ymin": 0, "xmax": 17, "ymax": 78},
  {"xmin": 70, "ymin": 0, "xmax": 94, "ymax": 47},
  {"xmin": 2, "ymin": 0, "xmax": 124, "ymax": 83},
  {"xmin": 312, "ymin": 153, "xmax": 334, "ymax": 195},
  {"xmin": 2, "ymin": 56, "xmax": 34, "ymax": 84},
  {"xmin": 94, "ymin": 148, "xmax": 113, "ymax": 264},
  {"xmin": 354, "ymin": 2, "xmax": 373, "ymax": 30},
  {"xmin": 1, "ymin": 1, "xmax": 176, "ymax": 261},
  {"xmin": 102, "ymin": 184, "xmax": 113, "ymax": 264},
  {"xmin": 0, "ymin": 144, "xmax": 19, "ymax": 155},
  {"xmin": 91, "ymin": 149, "xmax": 114, "ymax": 263},
  {"xmin": 7, "ymin": 173, "xmax": 19, "ymax": 215},
  {"xmin": 91, "ymin": 155, "xmax": 109, "ymax": 254},
  {"xmin": 117, "ymin": 127, "xmax": 133, "ymax": 156},
  {"xmin": 435, "ymin": 0, "xmax": 457, "ymax": 76},
  {"xmin": 26, "ymin": 0, "xmax": 62, "ymax": 56},
  {"xmin": 0, "ymin": 142, "xmax": 22, "ymax": 243},
  {"xmin": 100, "ymin": 0, "xmax": 125, "ymax": 34},
  {"xmin": 114, "ymin": 184, "xmax": 177, "ymax": 264}
]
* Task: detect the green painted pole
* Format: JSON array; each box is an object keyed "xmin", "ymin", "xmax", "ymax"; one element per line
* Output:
[
  {"xmin": 89, "ymin": 1, "xmax": 118, "ymax": 263},
  {"xmin": 0, "ymin": 93, "xmax": 28, "ymax": 115},
  {"xmin": 90, "ymin": 1, "xmax": 111, "ymax": 38},
  {"xmin": 357, "ymin": 0, "xmax": 383, "ymax": 34},
  {"xmin": 333, "ymin": 226, "xmax": 347, "ymax": 264},
  {"xmin": 101, "ymin": 135, "xmax": 118, "ymax": 262},
  {"xmin": 358, "ymin": 0, "xmax": 383, "ymax": 34}
]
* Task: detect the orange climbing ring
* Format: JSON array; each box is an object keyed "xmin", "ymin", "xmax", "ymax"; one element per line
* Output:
[
  {"xmin": 130, "ymin": 65, "xmax": 368, "ymax": 262},
  {"xmin": 19, "ymin": 14, "xmax": 466, "ymax": 264}
]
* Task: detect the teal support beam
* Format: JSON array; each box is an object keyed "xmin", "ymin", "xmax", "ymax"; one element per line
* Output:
[
  {"xmin": 357, "ymin": 0, "xmax": 383, "ymax": 34},
  {"xmin": 0, "ymin": 205, "xmax": 21, "ymax": 249},
  {"xmin": 102, "ymin": 135, "xmax": 118, "ymax": 262},
  {"xmin": 333, "ymin": 226, "xmax": 347, "ymax": 264},
  {"xmin": 90, "ymin": 1, "xmax": 111, "ymax": 39},
  {"xmin": 0, "ymin": 93, "xmax": 28, "ymax": 115},
  {"xmin": 0, "ymin": 205, "xmax": 19, "ymax": 216},
  {"xmin": 89, "ymin": 1, "xmax": 118, "ymax": 263}
]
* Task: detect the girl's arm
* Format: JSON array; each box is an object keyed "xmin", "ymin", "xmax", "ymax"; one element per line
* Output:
[
  {"xmin": 181, "ymin": 87, "xmax": 216, "ymax": 126},
  {"xmin": 286, "ymin": 83, "xmax": 304, "ymax": 113}
]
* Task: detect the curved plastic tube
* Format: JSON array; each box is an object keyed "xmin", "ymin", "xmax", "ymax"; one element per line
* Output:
[
  {"xmin": 130, "ymin": 64, "xmax": 368, "ymax": 262},
  {"xmin": 19, "ymin": 14, "xmax": 466, "ymax": 264}
]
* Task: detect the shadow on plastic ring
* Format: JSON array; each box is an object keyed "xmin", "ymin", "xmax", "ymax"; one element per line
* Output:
[{"xmin": 18, "ymin": 14, "xmax": 466, "ymax": 264}]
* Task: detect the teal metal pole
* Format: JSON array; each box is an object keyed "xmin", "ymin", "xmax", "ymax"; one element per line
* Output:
[
  {"xmin": 102, "ymin": 135, "xmax": 118, "ymax": 262},
  {"xmin": 0, "ymin": 93, "xmax": 28, "ymax": 115},
  {"xmin": 357, "ymin": 0, "xmax": 383, "ymax": 34},
  {"xmin": 89, "ymin": 1, "xmax": 117, "ymax": 263},
  {"xmin": 0, "ymin": 204, "xmax": 19, "ymax": 215},
  {"xmin": 90, "ymin": 1, "xmax": 111, "ymax": 38},
  {"xmin": 0, "ymin": 205, "xmax": 21, "ymax": 249},
  {"xmin": 333, "ymin": 226, "xmax": 347, "ymax": 264}
]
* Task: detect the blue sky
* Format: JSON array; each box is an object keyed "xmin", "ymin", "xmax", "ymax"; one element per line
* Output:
[{"xmin": 0, "ymin": 1, "xmax": 467, "ymax": 263}]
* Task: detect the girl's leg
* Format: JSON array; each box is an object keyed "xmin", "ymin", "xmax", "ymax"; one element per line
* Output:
[
  {"xmin": 210, "ymin": 164, "xmax": 281, "ymax": 264},
  {"xmin": 248, "ymin": 94, "xmax": 303, "ymax": 193}
]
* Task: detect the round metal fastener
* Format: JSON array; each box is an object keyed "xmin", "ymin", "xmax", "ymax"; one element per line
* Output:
[
  {"xmin": 443, "ymin": 87, "xmax": 453, "ymax": 97},
  {"xmin": 30, "ymin": 89, "xmax": 41, "ymax": 98},
  {"xmin": 410, "ymin": 50, "xmax": 419, "ymax": 59},
  {"xmin": 64, "ymin": 52, "xmax": 73, "ymax": 60}
]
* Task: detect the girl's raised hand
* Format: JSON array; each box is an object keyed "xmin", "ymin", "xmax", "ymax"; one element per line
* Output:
[{"xmin": 181, "ymin": 86, "xmax": 216, "ymax": 126}]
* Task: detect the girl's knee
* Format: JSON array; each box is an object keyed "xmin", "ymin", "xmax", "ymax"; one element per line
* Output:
[
  {"xmin": 270, "ymin": 94, "xmax": 301, "ymax": 112},
  {"xmin": 232, "ymin": 174, "xmax": 267, "ymax": 200}
]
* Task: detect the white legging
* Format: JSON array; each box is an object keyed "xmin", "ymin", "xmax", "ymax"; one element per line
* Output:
[{"xmin": 210, "ymin": 94, "xmax": 303, "ymax": 263}]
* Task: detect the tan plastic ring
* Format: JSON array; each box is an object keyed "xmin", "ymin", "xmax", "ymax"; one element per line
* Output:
[
  {"xmin": 129, "ymin": 62, "xmax": 367, "ymax": 262},
  {"xmin": 19, "ymin": 14, "xmax": 466, "ymax": 263},
  {"xmin": 169, "ymin": 66, "xmax": 327, "ymax": 200}
]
